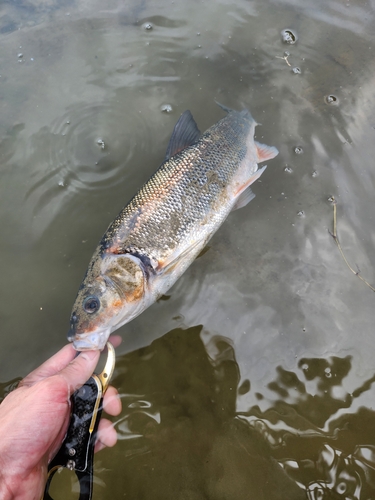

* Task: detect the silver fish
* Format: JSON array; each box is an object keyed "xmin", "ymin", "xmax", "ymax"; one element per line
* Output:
[{"xmin": 68, "ymin": 105, "xmax": 278, "ymax": 350}]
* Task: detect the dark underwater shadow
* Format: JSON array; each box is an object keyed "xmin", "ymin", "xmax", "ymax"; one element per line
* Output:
[
  {"xmin": 98, "ymin": 325, "xmax": 306, "ymax": 500},
  {"xmin": 1, "ymin": 325, "xmax": 375, "ymax": 499},
  {"xmin": 92, "ymin": 325, "xmax": 375, "ymax": 500}
]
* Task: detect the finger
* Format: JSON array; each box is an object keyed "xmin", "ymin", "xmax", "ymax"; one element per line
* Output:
[
  {"xmin": 103, "ymin": 386, "xmax": 122, "ymax": 416},
  {"xmin": 94, "ymin": 440, "xmax": 106, "ymax": 453},
  {"xmin": 95, "ymin": 418, "xmax": 118, "ymax": 452},
  {"xmin": 57, "ymin": 350, "xmax": 100, "ymax": 395},
  {"xmin": 21, "ymin": 337, "xmax": 121, "ymax": 388},
  {"xmin": 108, "ymin": 335, "xmax": 122, "ymax": 348},
  {"xmin": 20, "ymin": 344, "xmax": 77, "ymax": 387}
]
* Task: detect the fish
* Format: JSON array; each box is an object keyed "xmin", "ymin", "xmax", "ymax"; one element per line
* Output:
[{"xmin": 68, "ymin": 104, "xmax": 279, "ymax": 350}]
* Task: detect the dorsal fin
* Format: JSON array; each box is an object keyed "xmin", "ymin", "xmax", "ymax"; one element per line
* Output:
[{"xmin": 165, "ymin": 111, "xmax": 201, "ymax": 160}]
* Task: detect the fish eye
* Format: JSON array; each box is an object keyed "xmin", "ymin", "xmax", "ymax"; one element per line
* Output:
[{"xmin": 83, "ymin": 296, "xmax": 100, "ymax": 314}]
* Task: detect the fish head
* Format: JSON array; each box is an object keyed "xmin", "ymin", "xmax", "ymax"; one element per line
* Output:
[{"xmin": 68, "ymin": 253, "xmax": 146, "ymax": 350}]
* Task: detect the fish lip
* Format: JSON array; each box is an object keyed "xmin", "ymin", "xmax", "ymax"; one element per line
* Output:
[
  {"xmin": 71, "ymin": 329, "xmax": 111, "ymax": 351},
  {"xmin": 67, "ymin": 313, "xmax": 79, "ymax": 340},
  {"xmin": 67, "ymin": 329, "xmax": 76, "ymax": 342}
]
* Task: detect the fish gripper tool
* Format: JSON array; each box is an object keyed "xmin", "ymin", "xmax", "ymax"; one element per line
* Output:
[{"xmin": 42, "ymin": 342, "xmax": 116, "ymax": 500}]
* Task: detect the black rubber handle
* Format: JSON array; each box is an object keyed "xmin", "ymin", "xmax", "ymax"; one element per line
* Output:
[{"xmin": 43, "ymin": 376, "xmax": 103, "ymax": 500}]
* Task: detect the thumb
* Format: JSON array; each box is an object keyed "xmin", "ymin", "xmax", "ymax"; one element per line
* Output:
[{"xmin": 58, "ymin": 350, "xmax": 100, "ymax": 395}]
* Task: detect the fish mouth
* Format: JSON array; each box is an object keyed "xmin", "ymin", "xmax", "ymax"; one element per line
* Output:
[{"xmin": 70, "ymin": 329, "xmax": 111, "ymax": 351}]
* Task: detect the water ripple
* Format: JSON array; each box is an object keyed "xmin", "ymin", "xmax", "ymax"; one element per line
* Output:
[{"xmin": 25, "ymin": 101, "xmax": 152, "ymax": 217}]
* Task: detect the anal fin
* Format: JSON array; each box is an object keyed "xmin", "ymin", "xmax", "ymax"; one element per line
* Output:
[
  {"xmin": 231, "ymin": 165, "xmax": 267, "ymax": 211},
  {"xmin": 232, "ymin": 187, "xmax": 256, "ymax": 211}
]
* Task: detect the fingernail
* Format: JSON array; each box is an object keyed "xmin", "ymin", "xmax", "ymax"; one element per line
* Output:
[{"xmin": 80, "ymin": 350, "xmax": 99, "ymax": 361}]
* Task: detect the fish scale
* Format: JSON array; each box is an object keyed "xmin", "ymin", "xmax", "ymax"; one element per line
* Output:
[
  {"xmin": 68, "ymin": 106, "xmax": 279, "ymax": 350},
  {"xmin": 103, "ymin": 112, "xmax": 250, "ymax": 261}
]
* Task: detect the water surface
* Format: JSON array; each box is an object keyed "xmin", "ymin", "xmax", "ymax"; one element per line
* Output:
[{"xmin": 1, "ymin": 0, "xmax": 375, "ymax": 498}]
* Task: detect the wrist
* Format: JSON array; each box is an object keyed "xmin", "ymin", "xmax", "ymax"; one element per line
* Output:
[
  {"xmin": 0, "ymin": 470, "xmax": 44, "ymax": 500},
  {"xmin": 0, "ymin": 441, "xmax": 11, "ymax": 500},
  {"xmin": 0, "ymin": 424, "xmax": 34, "ymax": 500},
  {"xmin": 0, "ymin": 473, "xmax": 14, "ymax": 500}
]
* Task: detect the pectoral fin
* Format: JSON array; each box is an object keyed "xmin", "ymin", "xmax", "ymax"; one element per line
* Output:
[{"xmin": 157, "ymin": 237, "xmax": 207, "ymax": 275}]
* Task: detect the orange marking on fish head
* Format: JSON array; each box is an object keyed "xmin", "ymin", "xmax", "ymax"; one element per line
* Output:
[
  {"xmin": 112, "ymin": 298, "xmax": 124, "ymax": 308},
  {"xmin": 105, "ymin": 244, "xmax": 121, "ymax": 254}
]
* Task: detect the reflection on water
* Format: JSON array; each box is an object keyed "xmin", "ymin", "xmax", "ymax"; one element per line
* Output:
[
  {"xmin": 1, "ymin": 0, "xmax": 375, "ymax": 497},
  {"xmin": 109, "ymin": 326, "xmax": 375, "ymax": 499},
  {"xmin": 2, "ymin": 325, "xmax": 375, "ymax": 498},
  {"xmin": 285, "ymin": 443, "xmax": 375, "ymax": 499},
  {"xmin": 96, "ymin": 326, "xmax": 306, "ymax": 499}
]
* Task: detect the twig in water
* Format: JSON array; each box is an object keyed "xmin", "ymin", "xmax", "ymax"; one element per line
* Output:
[
  {"xmin": 328, "ymin": 196, "xmax": 375, "ymax": 292},
  {"xmin": 275, "ymin": 53, "xmax": 291, "ymax": 67}
]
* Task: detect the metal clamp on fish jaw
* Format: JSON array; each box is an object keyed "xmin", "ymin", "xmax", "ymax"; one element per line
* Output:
[{"xmin": 42, "ymin": 342, "xmax": 115, "ymax": 500}]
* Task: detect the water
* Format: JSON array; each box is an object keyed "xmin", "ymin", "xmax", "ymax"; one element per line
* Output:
[{"xmin": 0, "ymin": 0, "xmax": 375, "ymax": 497}]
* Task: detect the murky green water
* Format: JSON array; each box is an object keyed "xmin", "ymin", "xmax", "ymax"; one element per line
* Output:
[{"xmin": 1, "ymin": 0, "xmax": 375, "ymax": 497}]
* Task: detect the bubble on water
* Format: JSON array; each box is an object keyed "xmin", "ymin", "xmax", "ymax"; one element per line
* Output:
[
  {"xmin": 160, "ymin": 104, "xmax": 173, "ymax": 113},
  {"xmin": 302, "ymin": 363, "xmax": 308, "ymax": 370},
  {"xmin": 17, "ymin": 53, "xmax": 23, "ymax": 61},
  {"xmin": 96, "ymin": 138, "xmax": 105, "ymax": 150},
  {"xmin": 325, "ymin": 367, "xmax": 332, "ymax": 378},
  {"xmin": 143, "ymin": 22, "xmax": 153, "ymax": 31},
  {"xmin": 294, "ymin": 146, "xmax": 303, "ymax": 154},
  {"xmin": 336, "ymin": 482, "xmax": 347, "ymax": 494},
  {"xmin": 284, "ymin": 166, "xmax": 293, "ymax": 173},
  {"xmin": 197, "ymin": 32, "xmax": 201, "ymax": 36},
  {"xmin": 325, "ymin": 94, "xmax": 339, "ymax": 105},
  {"xmin": 312, "ymin": 170, "xmax": 318, "ymax": 178},
  {"xmin": 281, "ymin": 29, "xmax": 297, "ymax": 44},
  {"xmin": 297, "ymin": 210, "xmax": 305, "ymax": 217},
  {"xmin": 328, "ymin": 196, "xmax": 335, "ymax": 203},
  {"xmin": 292, "ymin": 67, "xmax": 301, "ymax": 74}
]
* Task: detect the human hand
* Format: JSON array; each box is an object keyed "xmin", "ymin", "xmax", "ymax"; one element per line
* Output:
[{"xmin": 0, "ymin": 339, "xmax": 122, "ymax": 500}]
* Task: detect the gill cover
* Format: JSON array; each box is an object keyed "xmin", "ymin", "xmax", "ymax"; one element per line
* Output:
[{"xmin": 68, "ymin": 253, "xmax": 146, "ymax": 349}]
